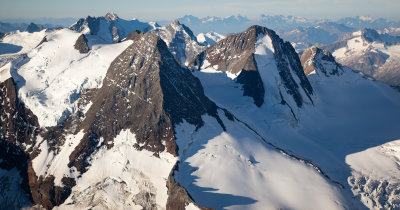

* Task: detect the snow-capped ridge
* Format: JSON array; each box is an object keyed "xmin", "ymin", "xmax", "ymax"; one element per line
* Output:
[
  {"xmin": 104, "ymin": 12, "xmax": 119, "ymax": 21},
  {"xmin": 301, "ymin": 47, "xmax": 344, "ymax": 77},
  {"xmin": 196, "ymin": 31, "xmax": 226, "ymax": 47},
  {"xmin": 151, "ymin": 20, "xmax": 205, "ymax": 65},
  {"xmin": 191, "ymin": 25, "xmax": 313, "ymax": 109},
  {"xmin": 326, "ymin": 27, "xmax": 400, "ymax": 88},
  {"xmin": 70, "ymin": 13, "xmax": 157, "ymax": 42}
]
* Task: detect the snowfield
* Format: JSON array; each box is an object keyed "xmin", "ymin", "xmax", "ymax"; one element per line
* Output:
[
  {"xmin": 346, "ymin": 139, "xmax": 400, "ymax": 209},
  {"xmin": 10, "ymin": 28, "xmax": 132, "ymax": 127},
  {"xmin": 175, "ymin": 113, "xmax": 349, "ymax": 210},
  {"xmin": 0, "ymin": 29, "xmax": 47, "ymax": 55},
  {"xmin": 56, "ymin": 129, "xmax": 177, "ymax": 210}
]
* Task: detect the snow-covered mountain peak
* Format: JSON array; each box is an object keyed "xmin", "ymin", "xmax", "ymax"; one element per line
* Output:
[
  {"xmin": 151, "ymin": 21, "xmax": 205, "ymax": 65},
  {"xmin": 104, "ymin": 12, "xmax": 119, "ymax": 21},
  {"xmin": 301, "ymin": 47, "xmax": 344, "ymax": 77},
  {"xmin": 70, "ymin": 14, "xmax": 156, "ymax": 42},
  {"xmin": 196, "ymin": 31, "xmax": 226, "ymax": 47},
  {"xmin": 191, "ymin": 25, "xmax": 313, "ymax": 109},
  {"xmin": 325, "ymin": 27, "xmax": 400, "ymax": 88}
]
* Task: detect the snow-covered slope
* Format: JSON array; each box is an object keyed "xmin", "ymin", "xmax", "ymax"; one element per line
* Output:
[
  {"xmin": 190, "ymin": 28, "xmax": 400, "ymax": 209},
  {"xmin": 175, "ymin": 111, "xmax": 350, "ymax": 210},
  {"xmin": 10, "ymin": 28, "xmax": 132, "ymax": 127},
  {"xmin": 196, "ymin": 31, "xmax": 225, "ymax": 47},
  {"xmin": 298, "ymin": 47, "xmax": 400, "ymax": 209},
  {"xmin": 0, "ymin": 29, "xmax": 47, "ymax": 55},
  {"xmin": 0, "ymin": 29, "xmax": 48, "ymax": 67},
  {"xmin": 325, "ymin": 28, "xmax": 400, "ymax": 88},
  {"xmin": 70, "ymin": 12, "xmax": 157, "ymax": 42},
  {"xmin": 151, "ymin": 20, "xmax": 206, "ymax": 65},
  {"xmin": 346, "ymin": 139, "xmax": 400, "ymax": 209}
]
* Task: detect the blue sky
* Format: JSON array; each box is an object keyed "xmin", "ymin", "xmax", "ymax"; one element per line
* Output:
[{"xmin": 1, "ymin": 0, "xmax": 399, "ymax": 21}]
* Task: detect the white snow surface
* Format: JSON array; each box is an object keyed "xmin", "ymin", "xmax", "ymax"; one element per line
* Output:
[
  {"xmin": 57, "ymin": 129, "xmax": 176, "ymax": 210},
  {"xmin": 0, "ymin": 62, "xmax": 11, "ymax": 82},
  {"xmin": 11, "ymin": 29, "xmax": 132, "ymax": 127},
  {"xmin": 175, "ymin": 113, "xmax": 348, "ymax": 210},
  {"xmin": 196, "ymin": 32, "xmax": 225, "ymax": 47},
  {"xmin": 0, "ymin": 29, "xmax": 47, "ymax": 55},
  {"xmin": 185, "ymin": 203, "xmax": 200, "ymax": 210},
  {"xmin": 32, "ymin": 131, "xmax": 84, "ymax": 186},
  {"xmin": 346, "ymin": 139, "xmax": 400, "ymax": 209}
]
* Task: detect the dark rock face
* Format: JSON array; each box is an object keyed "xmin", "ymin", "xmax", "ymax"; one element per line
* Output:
[
  {"xmin": 166, "ymin": 164, "xmax": 212, "ymax": 210},
  {"xmin": 74, "ymin": 34, "xmax": 89, "ymax": 53},
  {"xmin": 301, "ymin": 47, "xmax": 344, "ymax": 77},
  {"xmin": 72, "ymin": 32, "xmax": 222, "ymax": 163},
  {"xmin": 191, "ymin": 25, "xmax": 313, "ymax": 107},
  {"xmin": 124, "ymin": 30, "xmax": 143, "ymax": 41},
  {"xmin": 70, "ymin": 16, "xmax": 100, "ymax": 36},
  {"xmin": 0, "ymin": 78, "xmax": 40, "ymax": 206},
  {"xmin": 35, "ymin": 36, "xmax": 47, "ymax": 48},
  {"xmin": 25, "ymin": 23, "xmax": 42, "ymax": 33},
  {"xmin": 236, "ymin": 67, "xmax": 265, "ymax": 107}
]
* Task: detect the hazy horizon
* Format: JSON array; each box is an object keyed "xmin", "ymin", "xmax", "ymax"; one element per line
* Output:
[{"xmin": 1, "ymin": 0, "xmax": 399, "ymax": 24}]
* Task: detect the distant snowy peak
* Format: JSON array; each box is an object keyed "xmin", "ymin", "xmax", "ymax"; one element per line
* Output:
[
  {"xmin": 104, "ymin": 12, "xmax": 119, "ymax": 21},
  {"xmin": 325, "ymin": 28, "xmax": 400, "ymax": 88},
  {"xmin": 301, "ymin": 47, "xmax": 344, "ymax": 77},
  {"xmin": 196, "ymin": 32, "xmax": 225, "ymax": 47},
  {"xmin": 379, "ymin": 27, "xmax": 400, "ymax": 36},
  {"xmin": 151, "ymin": 20, "xmax": 206, "ymax": 65},
  {"xmin": 191, "ymin": 25, "xmax": 313, "ymax": 108},
  {"xmin": 70, "ymin": 13, "xmax": 157, "ymax": 42}
]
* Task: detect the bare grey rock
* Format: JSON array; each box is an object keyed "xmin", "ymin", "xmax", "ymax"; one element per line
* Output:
[{"xmin": 74, "ymin": 34, "xmax": 89, "ymax": 54}]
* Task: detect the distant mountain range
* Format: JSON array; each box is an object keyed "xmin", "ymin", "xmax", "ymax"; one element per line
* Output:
[{"xmin": 176, "ymin": 15, "xmax": 400, "ymax": 35}]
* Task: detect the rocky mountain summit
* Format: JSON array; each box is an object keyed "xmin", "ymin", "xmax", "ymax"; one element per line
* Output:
[
  {"xmin": 70, "ymin": 12, "xmax": 157, "ymax": 42},
  {"xmin": 151, "ymin": 20, "xmax": 206, "ymax": 65},
  {"xmin": 191, "ymin": 25, "xmax": 313, "ymax": 108}
]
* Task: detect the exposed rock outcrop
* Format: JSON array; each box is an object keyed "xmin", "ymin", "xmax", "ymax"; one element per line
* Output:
[
  {"xmin": 74, "ymin": 34, "xmax": 89, "ymax": 53},
  {"xmin": 301, "ymin": 47, "xmax": 344, "ymax": 76}
]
